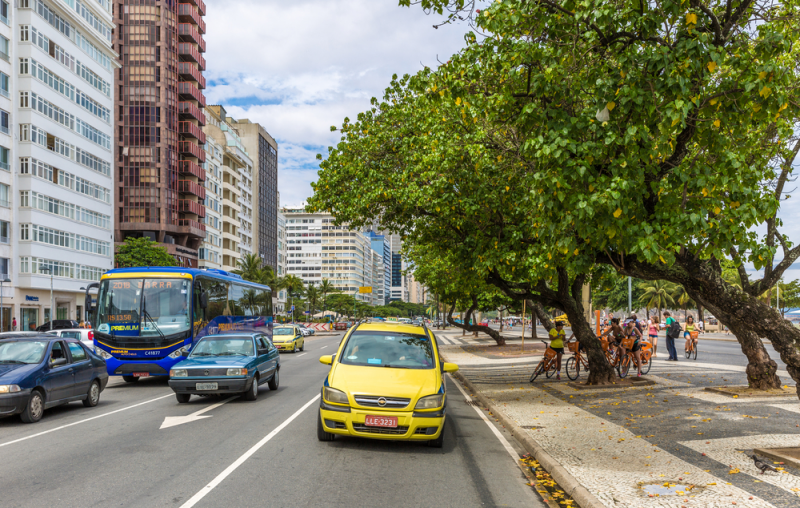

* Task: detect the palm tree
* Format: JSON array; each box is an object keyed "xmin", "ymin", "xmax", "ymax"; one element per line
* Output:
[
  {"xmin": 637, "ymin": 280, "xmax": 676, "ymax": 319},
  {"xmin": 232, "ymin": 253, "xmax": 264, "ymax": 283},
  {"xmin": 318, "ymin": 278, "xmax": 338, "ymax": 318},
  {"xmin": 671, "ymin": 284, "xmax": 696, "ymax": 321},
  {"xmin": 305, "ymin": 283, "xmax": 320, "ymax": 318}
]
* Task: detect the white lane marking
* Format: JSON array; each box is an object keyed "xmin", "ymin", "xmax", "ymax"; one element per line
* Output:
[
  {"xmin": 160, "ymin": 396, "xmax": 238, "ymax": 429},
  {"xmin": 295, "ymin": 353, "xmax": 307, "ymax": 357},
  {"xmin": 179, "ymin": 394, "xmax": 321, "ymax": 508},
  {"xmin": 0, "ymin": 393, "xmax": 174, "ymax": 449},
  {"xmin": 448, "ymin": 374, "xmax": 519, "ymax": 461},
  {"xmin": 320, "ymin": 345, "xmax": 328, "ymax": 349}
]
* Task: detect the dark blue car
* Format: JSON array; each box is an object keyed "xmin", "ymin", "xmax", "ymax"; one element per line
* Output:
[
  {"xmin": 168, "ymin": 332, "xmax": 280, "ymax": 403},
  {"xmin": 0, "ymin": 334, "xmax": 109, "ymax": 423}
]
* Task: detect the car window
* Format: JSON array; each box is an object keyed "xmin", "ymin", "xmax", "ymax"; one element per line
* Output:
[
  {"xmin": 51, "ymin": 341, "xmax": 68, "ymax": 364},
  {"xmin": 67, "ymin": 342, "xmax": 87, "ymax": 362},
  {"xmin": 190, "ymin": 337, "xmax": 254, "ymax": 357},
  {"xmin": 257, "ymin": 336, "xmax": 270, "ymax": 349},
  {"xmin": 340, "ymin": 331, "xmax": 434, "ymax": 369},
  {"xmin": 61, "ymin": 331, "xmax": 81, "ymax": 339}
]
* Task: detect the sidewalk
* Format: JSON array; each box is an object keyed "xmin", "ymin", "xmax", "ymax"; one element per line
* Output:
[{"xmin": 437, "ymin": 336, "xmax": 800, "ymax": 508}]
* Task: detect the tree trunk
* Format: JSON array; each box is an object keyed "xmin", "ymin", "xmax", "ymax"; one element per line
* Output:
[
  {"xmin": 532, "ymin": 301, "xmax": 554, "ymax": 331},
  {"xmin": 697, "ymin": 304, "xmax": 704, "ymax": 326},
  {"xmin": 447, "ymin": 300, "xmax": 506, "ymax": 346},
  {"xmin": 559, "ymin": 291, "xmax": 615, "ymax": 385}
]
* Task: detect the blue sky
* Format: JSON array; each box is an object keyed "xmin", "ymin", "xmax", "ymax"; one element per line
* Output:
[{"xmin": 203, "ymin": 0, "xmax": 474, "ymax": 208}]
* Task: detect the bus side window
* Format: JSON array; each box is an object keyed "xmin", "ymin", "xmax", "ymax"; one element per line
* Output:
[
  {"xmin": 193, "ymin": 282, "xmax": 204, "ymax": 323},
  {"xmin": 202, "ymin": 279, "xmax": 230, "ymax": 321}
]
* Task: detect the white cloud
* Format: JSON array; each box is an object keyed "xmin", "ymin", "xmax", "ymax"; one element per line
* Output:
[{"xmin": 204, "ymin": 0, "xmax": 476, "ymax": 206}]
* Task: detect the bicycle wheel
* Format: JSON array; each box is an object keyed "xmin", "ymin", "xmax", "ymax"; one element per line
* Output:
[
  {"xmin": 546, "ymin": 360, "xmax": 557, "ymax": 378},
  {"xmin": 692, "ymin": 344, "xmax": 698, "ymax": 360},
  {"xmin": 619, "ymin": 355, "xmax": 630, "ymax": 378},
  {"xmin": 685, "ymin": 346, "xmax": 691, "ymax": 359},
  {"xmin": 530, "ymin": 361, "xmax": 545, "ymax": 383},
  {"xmin": 565, "ymin": 357, "xmax": 579, "ymax": 380}
]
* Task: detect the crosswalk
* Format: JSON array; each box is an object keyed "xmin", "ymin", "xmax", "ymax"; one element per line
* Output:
[{"xmin": 436, "ymin": 335, "xmax": 471, "ymax": 346}]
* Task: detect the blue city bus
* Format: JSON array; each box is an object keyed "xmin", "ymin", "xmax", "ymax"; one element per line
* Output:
[{"xmin": 85, "ymin": 267, "xmax": 273, "ymax": 381}]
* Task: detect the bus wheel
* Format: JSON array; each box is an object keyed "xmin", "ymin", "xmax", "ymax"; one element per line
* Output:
[{"xmin": 122, "ymin": 375, "xmax": 139, "ymax": 383}]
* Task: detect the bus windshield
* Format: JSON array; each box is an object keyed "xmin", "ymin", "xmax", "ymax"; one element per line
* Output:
[{"xmin": 95, "ymin": 278, "xmax": 192, "ymax": 342}]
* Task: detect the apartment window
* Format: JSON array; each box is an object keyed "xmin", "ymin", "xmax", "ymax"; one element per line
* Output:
[
  {"xmin": 0, "ymin": 35, "xmax": 7, "ymax": 62},
  {"xmin": 0, "ymin": 183, "xmax": 8, "ymax": 207},
  {"xmin": 0, "ymin": 146, "xmax": 8, "ymax": 171},
  {"xmin": 0, "ymin": 257, "xmax": 8, "ymax": 279},
  {"xmin": 0, "ymin": 73, "xmax": 7, "ymax": 98},
  {"xmin": 0, "ymin": 221, "xmax": 8, "ymax": 244},
  {"xmin": 0, "ymin": 111, "xmax": 8, "ymax": 135},
  {"xmin": 0, "ymin": 2, "xmax": 8, "ymax": 26}
]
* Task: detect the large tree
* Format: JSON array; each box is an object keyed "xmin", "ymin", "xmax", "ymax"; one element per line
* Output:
[{"xmin": 115, "ymin": 237, "xmax": 177, "ymax": 268}]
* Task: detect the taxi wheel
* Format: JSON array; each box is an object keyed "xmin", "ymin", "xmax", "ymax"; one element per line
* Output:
[
  {"xmin": 292, "ymin": 342, "xmax": 298, "ymax": 353},
  {"xmin": 317, "ymin": 412, "xmax": 335, "ymax": 442},
  {"xmin": 300, "ymin": 342, "xmax": 305, "ymax": 352},
  {"xmin": 425, "ymin": 421, "xmax": 446, "ymax": 448},
  {"xmin": 176, "ymin": 393, "xmax": 191, "ymax": 404},
  {"xmin": 244, "ymin": 375, "xmax": 259, "ymax": 401}
]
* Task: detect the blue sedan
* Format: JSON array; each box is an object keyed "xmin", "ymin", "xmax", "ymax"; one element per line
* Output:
[
  {"xmin": 168, "ymin": 332, "xmax": 280, "ymax": 403},
  {"xmin": 0, "ymin": 334, "xmax": 109, "ymax": 423}
]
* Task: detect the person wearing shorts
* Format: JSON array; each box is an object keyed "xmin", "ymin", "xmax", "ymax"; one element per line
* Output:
[
  {"xmin": 684, "ymin": 316, "xmax": 698, "ymax": 353},
  {"xmin": 623, "ymin": 319, "xmax": 644, "ymax": 376},
  {"xmin": 549, "ymin": 321, "xmax": 571, "ymax": 380},
  {"xmin": 648, "ymin": 316, "xmax": 659, "ymax": 357}
]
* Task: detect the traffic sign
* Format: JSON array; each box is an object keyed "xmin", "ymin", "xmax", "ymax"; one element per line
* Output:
[
  {"xmin": 359, "ymin": 286, "xmax": 372, "ymax": 294},
  {"xmin": 290, "ymin": 305, "xmax": 295, "ymax": 311},
  {"xmin": 304, "ymin": 311, "xmax": 310, "ymax": 314}
]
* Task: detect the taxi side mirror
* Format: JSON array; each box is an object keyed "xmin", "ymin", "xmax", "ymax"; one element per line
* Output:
[
  {"xmin": 319, "ymin": 355, "xmax": 333, "ymax": 365},
  {"xmin": 442, "ymin": 362, "xmax": 459, "ymax": 373}
]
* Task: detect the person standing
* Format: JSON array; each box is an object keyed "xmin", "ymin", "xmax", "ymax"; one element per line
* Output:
[
  {"xmin": 648, "ymin": 316, "xmax": 660, "ymax": 357},
  {"xmin": 11, "ymin": 316, "xmax": 16, "ymax": 331},
  {"xmin": 663, "ymin": 311, "xmax": 680, "ymax": 361},
  {"xmin": 549, "ymin": 321, "xmax": 569, "ymax": 380}
]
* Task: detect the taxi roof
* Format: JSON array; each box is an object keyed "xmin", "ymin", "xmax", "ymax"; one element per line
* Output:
[{"xmin": 354, "ymin": 322, "xmax": 428, "ymax": 335}]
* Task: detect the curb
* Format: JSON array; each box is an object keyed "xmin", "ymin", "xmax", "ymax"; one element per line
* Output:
[{"xmin": 451, "ymin": 370, "xmax": 605, "ymax": 508}]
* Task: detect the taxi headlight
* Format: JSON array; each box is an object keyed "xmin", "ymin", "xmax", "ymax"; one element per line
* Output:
[
  {"xmin": 323, "ymin": 386, "xmax": 349, "ymax": 404},
  {"xmin": 226, "ymin": 368, "xmax": 248, "ymax": 376},
  {"xmin": 0, "ymin": 385, "xmax": 21, "ymax": 394},
  {"xmin": 415, "ymin": 394, "xmax": 444, "ymax": 409},
  {"xmin": 170, "ymin": 369, "xmax": 188, "ymax": 377}
]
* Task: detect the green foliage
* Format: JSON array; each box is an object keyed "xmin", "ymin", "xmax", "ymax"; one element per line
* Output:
[
  {"xmin": 638, "ymin": 280, "xmax": 677, "ymax": 314},
  {"xmin": 115, "ymin": 237, "xmax": 177, "ymax": 268},
  {"xmin": 776, "ymin": 280, "xmax": 800, "ymax": 317},
  {"xmin": 593, "ymin": 274, "xmax": 646, "ymax": 313}
]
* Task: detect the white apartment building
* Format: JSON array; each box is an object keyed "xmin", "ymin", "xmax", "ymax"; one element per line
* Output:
[
  {"xmin": 275, "ymin": 198, "xmax": 286, "ymax": 314},
  {"xmin": 10, "ymin": 0, "xmax": 116, "ymax": 330},
  {"xmin": 199, "ymin": 136, "xmax": 223, "ymax": 269},
  {"xmin": 282, "ymin": 205, "xmax": 374, "ymax": 306}
]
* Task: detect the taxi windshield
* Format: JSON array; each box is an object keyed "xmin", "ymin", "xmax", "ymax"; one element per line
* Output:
[
  {"xmin": 273, "ymin": 328, "xmax": 294, "ymax": 336},
  {"xmin": 339, "ymin": 331, "xmax": 434, "ymax": 369},
  {"xmin": 190, "ymin": 336, "xmax": 254, "ymax": 357}
]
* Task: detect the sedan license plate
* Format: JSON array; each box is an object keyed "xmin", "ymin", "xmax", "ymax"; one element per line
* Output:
[
  {"xmin": 132, "ymin": 372, "xmax": 149, "ymax": 378},
  {"xmin": 196, "ymin": 382, "xmax": 218, "ymax": 390},
  {"xmin": 365, "ymin": 415, "xmax": 398, "ymax": 428}
]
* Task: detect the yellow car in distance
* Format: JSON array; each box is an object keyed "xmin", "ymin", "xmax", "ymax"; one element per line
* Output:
[
  {"xmin": 317, "ymin": 322, "xmax": 458, "ymax": 448},
  {"xmin": 272, "ymin": 325, "xmax": 305, "ymax": 353}
]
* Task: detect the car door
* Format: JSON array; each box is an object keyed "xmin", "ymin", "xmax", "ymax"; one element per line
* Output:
[
  {"xmin": 255, "ymin": 336, "xmax": 275, "ymax": 378},
  {"xmin": 66, "ymin": 341, "xmax": 93, "ymax": 397},
  {"xmin": 43, "ymin": 341, "xmax": 74, "ymax": 404}
]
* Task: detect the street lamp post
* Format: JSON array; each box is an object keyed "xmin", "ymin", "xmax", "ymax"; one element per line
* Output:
[
  {"xmin": 39, "ymin": 267, "xmax": 54, "ymax": 330},
  {"xmin": 0, "ymin": 277, "xmax": 10, "ymax": 332}
]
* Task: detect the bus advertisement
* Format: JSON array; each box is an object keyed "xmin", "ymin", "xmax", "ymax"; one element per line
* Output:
[{"xmin": 86, "ymin": 267, "xmax": 273, "ymax": 381}]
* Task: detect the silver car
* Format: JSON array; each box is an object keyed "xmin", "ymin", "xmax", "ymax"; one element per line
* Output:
[{"xmin": 46, "ymin": 329, "xmax": 95, "ymax": 351}]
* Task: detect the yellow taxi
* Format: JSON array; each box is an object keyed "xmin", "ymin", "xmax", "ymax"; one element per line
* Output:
[
  {"xmin": 317, "ymin": 322, "xmax": 458, "ymax": 447},
  {"xmin": 272, "ymin": 325, "xmax": 305, "ymax": 353}
]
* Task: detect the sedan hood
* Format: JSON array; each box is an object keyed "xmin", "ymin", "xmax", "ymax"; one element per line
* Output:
[
  {"xmin": 330, "ymin": 363, "xmax": 439, "ymax": 401},
  {"xmin": 0, "ymin": 363, "xmax": 36, "ymax": 381},
  {"xmin": 173, "ymin": 357, "xmax": 252, "ymax": 369}
]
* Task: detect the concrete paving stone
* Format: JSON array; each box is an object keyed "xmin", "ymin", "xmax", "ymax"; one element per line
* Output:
[
  {"xmin": 679, "ymin": 435, "xmax": 800, "ymax": 498},
  {"xmin": 768, "ymin": 403, "xmax": 800, "ymax": 415}
]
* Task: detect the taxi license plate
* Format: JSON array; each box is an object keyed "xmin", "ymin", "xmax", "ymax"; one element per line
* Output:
[
  {"xmin": 132, "ymin": 372, "xmax": 149, "ymax": 378},
  {"xmin": 365, "ymin": 415, "xmax": 398, "ymax": 428},
  {"xmin": 196, "ymin": 382, "xmax": 218, "ymax": 390}
]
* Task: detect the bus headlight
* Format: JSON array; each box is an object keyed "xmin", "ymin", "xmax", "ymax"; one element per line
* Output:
[
  {"xmin": 168, "ymin": 346, "xmax": 191, "ymax": 359},
  {"xmin": 170, "ymin": 369, "xmax": 188, "ymax": 377},
  {"xmin": 97, "ymin": 349, "xmax": 112, "ymax": 360},
  {"xmin": 226, "ymin": 368, "xmax": 247, "ymax": 376}
]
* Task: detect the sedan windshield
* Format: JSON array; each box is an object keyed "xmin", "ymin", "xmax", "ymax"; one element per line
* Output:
[
  {"xmin": 273, "ymin": 328, "xmax": 294, "ymax": 336},
  {"xmin": 190, "ymin": 337, "xmax": 254, "ymax": 357},
  {"xmin": 340, "ymin": 331, "xmax": 434, "ymax": 369},
  {"xmin": 0, "ymin": 341, "xmax": 48, "ymax": 364}
]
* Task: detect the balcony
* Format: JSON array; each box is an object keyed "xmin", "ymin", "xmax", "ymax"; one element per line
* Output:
[
  {"xmin": 179, "ymin": 199, "xmax": 206, "ymax": 218},
  {"xmin": 179, "ymin": 141, "xmax": 206, "ymax": 162},
  {"xmin": 178, "ymin": 219, "xmax": 206, "ymax": 233},
  {"xmin": 179, "ymin": 24, "xmax": 206, "ymax": 52},
  {"xmin": 179, "ymin": 159, "xmax": 206, "ymax": 181},
  {"xmin": 178, "ymin": 180, "xmax": 206, "ymax": 200},
  {"xmin": 178, "ymin": 62, "xmax": 206, "ymax": 89},
  {"xmin": 179, "ymin": 101, "xmax": 206, "ymax": 125},
  {"xmin": 179, "ymin": 44, "xmax": 206, "ymax": 70},
  {"xmin": 178, "ymin": 82, "xmax": 206, "ymax": 107},
  {"xmin": 178, "ymin": 3, "xmax": 206, "ymax": 33},
  {"xmin": 179, "ymin": 121, "xmax": 206, "ymax": 143}
]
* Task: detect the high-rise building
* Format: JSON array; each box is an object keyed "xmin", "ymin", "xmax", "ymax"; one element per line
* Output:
[
  {"xmin": 276, "ymin": 205, "xmax": 286, "ymax": 315},
  {"xmin": 198, "ymin": 134, "xmax": 223, "ymax": 269},
  {"xmin": 408, "ymin": 272, "xmax": 427, "ymax": 304},
  {"xmin": 282, "ymin": 205, "xmax": 374, "ymax": 306},
  {"xmin": 11, "ymin": 0, "xmax": 117, "ymax": 330},
  {"xmin": 114, "ymin": 0, "xmax": 207, "ymax": 267},
  {"xmin": 203, "ymin": 105, "xmax": 253, "ymax": 271},
  {"xmin": 230, "ymin": 119, "xmax": 278, "ymax": 272},
  {"xmin": 366, "ymin": 231, "xmax": 390, "ymax": 305}
]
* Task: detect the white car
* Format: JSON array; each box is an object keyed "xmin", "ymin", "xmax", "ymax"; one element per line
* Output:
[
  {"xmin": 298, "ymin": 326, "xmax": 312, "ymax": 337},
  {"xmin": 46, "ymin": 328, "xmax": 95, "ymax": 351}
]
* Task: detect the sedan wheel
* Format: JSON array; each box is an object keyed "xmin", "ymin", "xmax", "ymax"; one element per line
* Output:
[
  {"xmin": 82, "ymin": 380, "xmax": 101, "ymax": 407},
  {"xmin": 244, "ymin": 375, "xmax": 259, "ymax": 401},
  {"xmin": 268, "ymin": 369, "xmax": 279, "ymax": 390},
  {"xmin": 20, "ymin": 390, "xmax": 45, "ymax": 423}
]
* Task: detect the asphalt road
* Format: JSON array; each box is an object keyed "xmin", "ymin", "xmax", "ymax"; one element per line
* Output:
[{"xmin": 0, "ymin": 333, "xmax": 544, "ymax": 508}]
